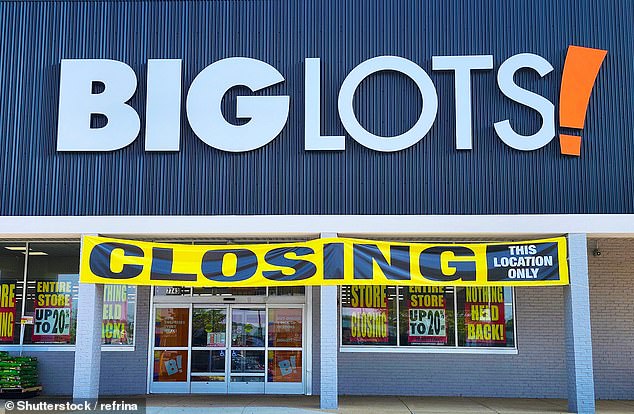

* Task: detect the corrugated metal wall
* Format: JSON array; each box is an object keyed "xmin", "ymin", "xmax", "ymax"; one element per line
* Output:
[{"xmin": 1, "ymin": 0, "xmax": 632, "ymax": 215}]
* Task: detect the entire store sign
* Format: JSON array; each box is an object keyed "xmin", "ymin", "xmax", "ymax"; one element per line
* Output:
[
  {"xmin": 408, "ymin": 287, "xmax": 447, "ymax": 345},
  {"xmin": 57, "ymin": 46, "xmax": 606, "ymax": 157},
  {"xmin": 79, "ymin": 236, "xmax": 569, "ymax": 287},
  {"xmin": 32, "ymin": 280, "xmax": 73, "ymax": 343}
]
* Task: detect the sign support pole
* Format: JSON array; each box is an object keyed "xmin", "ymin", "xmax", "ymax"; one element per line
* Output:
[
  {"xmin": 320, "ymin": 232, "xmax": 339, "ymax": 410},
  {"xmin": 73, "ymin": 234, "xmax": 104, "ymax": 402},
  {"xmin": 564, "ymin": 233, "xmax": 595, "ymax": 413}
]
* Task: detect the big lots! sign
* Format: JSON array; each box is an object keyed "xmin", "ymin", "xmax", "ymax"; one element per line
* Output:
[{"xmin": 57, "ymin": 47, "xmax": 605, "ymax": 156}]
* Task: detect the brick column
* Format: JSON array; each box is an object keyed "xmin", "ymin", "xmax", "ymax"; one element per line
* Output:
[
  {"xmin": 73, "ymin": 282, "xmax": 104, "ymax": 400},
  {"xmin": 320, "ymin": 232, "xmax": 338, "ymax": 409},
  {"xmin": 564, "ymin": 233, "xmax": 595, "ymax": 413}
]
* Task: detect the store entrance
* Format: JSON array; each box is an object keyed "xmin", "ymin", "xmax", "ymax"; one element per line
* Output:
[{"xmin": 150, "ymin": 301, "xmax": 305, "ymax": 394}]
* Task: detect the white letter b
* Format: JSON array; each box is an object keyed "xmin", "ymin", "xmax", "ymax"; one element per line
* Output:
[{"xmin": 57, "ymin": 59, "xmax": 140, "ymax": 151}]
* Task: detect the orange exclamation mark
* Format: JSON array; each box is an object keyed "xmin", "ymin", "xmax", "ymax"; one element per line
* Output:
[{"xmin": 559, "ymin": 45, "xmax": 607, "ymax": 156}]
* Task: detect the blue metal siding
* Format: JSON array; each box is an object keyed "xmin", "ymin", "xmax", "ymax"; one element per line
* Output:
[{"xmin": 0, "ymin": 0, "xmax": 632, "ymax": 215}]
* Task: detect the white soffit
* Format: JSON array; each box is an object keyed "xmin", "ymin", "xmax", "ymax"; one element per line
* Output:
[{"xmin": 0, "ymin": 215, "xmax": 633, "ymax": 238}]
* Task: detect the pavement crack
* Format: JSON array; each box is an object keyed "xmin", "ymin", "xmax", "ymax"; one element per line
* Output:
[
  {"xmin": 397, "ymin": 396, "xmax": 414, "ymax": 414},
  {"xmin": 239, "ymin": 397, "xmax": 258, "ymax": 414},
  {"xmin": 472, "ymin": 398, "xmax": 501, "ymax": 414}
]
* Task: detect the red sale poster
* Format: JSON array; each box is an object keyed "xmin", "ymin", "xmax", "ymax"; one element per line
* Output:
[{"xmin": 464, "ymin": 287, "xmax": 506, "ymax": 345}]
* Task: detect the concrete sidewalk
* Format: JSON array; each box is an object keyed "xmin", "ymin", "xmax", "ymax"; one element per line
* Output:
[{"xmin": 142, "ymin": 395, "xmax": 634, "ymax": 414}]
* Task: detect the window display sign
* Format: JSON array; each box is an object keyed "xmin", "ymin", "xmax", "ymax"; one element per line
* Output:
[
  {"xmin": 344, "ymin": 285, "xmax": 514, "ymax": 349},
  {"xmin": 464, "ymin": 287, "xmax": 506, "ymax": 345},
  {"xmin": 268, "ymin": 350, "xmax": 302, "ymax": 383},
  {"xmin": 80, "ymin": 236, "xmax": 569, "ymax": 288},
  {"xmin": 0, "ymin": 282, "xmax": 16, "ymax": 342},
  {"xmin": 407, "ymin": 286, "xmax": 447, "ymax": 345},
  {"xmin": 154, "ymin": 350, "xmax": 187, "ymax": 382},
  {"xmin": 155, "ymin": 308, "xmax": 189, "ymax": 348},
  {"xmin": 344, "ymin": 286, "xmax": 389, "ymax": 344},
  {"xmin": 102, "ymin": 285, "xmax": 129, "ymax": 345},
  {"xmin": 32, "ymin": 281, "xmax": 72, "ymax": 343},
  {"xmin": 207, "ymin": 332, "xmax": 225, "ymax": 347},
  {"xmin": 268, "ymin": 309, "xmax": 302, "ymax": 347}
]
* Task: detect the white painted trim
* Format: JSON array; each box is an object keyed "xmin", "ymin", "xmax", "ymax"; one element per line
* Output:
[
  {"xmin": 305, "ymin": 286, "xmax": 312, "ymax": 396},
  {"xmin": 0, "ymin": 346, "xmax": 135, "ymax": 352},
  {"xmin": 339, "ymin": 346, "xmax": 518, "ymax": 355},
  {"xmin": 120, "ymin": 285, "xmax": 138, "ymax": 352},
  {"xmin": 18, "ymin": 242, "xmax": 29, "ymax": 354},
  {"xmin": 146, "ymin": 287, "xmax": 155, "ymax": 395},
  {"xmin": 0, "ymin": 345, "xmax": 76, "ymax": 352},
  {"xmin": 0, "ymin": 215, "xmax": 634, "ymax": 237}
]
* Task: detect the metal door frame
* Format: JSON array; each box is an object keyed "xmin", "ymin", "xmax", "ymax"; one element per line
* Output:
[{"xmin": 147, "ymin": 288, "xmax": 310, "ymax": 395}]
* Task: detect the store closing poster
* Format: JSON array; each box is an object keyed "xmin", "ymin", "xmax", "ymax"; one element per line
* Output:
[
  {"xmin": 346, "ymin": 286, "xmax": 389, "ymax": 344},
  {"xmin": 0, "ymin": 282, "xmax": 16, "ymax": 342}
]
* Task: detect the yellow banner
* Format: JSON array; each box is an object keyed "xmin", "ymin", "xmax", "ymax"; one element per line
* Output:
[{"xmin": 79, "ymin": 236, "xmax": 568, "ymax": 287}]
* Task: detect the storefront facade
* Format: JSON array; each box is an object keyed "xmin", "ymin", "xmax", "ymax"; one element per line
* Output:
[{"xmin": 0, "ymin": 1, "xmax": 633, "ymax": 413}]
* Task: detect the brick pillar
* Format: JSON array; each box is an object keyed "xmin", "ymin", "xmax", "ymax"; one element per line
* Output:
[
  {"xmin": 73, "ymin": 282, "xmax": 104, "ymax": 400},
  {"xmin": 320, "ymin": 232, "xmax": 338, "ymax": 409},
  {"xmin": 564, "ymin": 233, "xmax": 595, "ymax": 413}
]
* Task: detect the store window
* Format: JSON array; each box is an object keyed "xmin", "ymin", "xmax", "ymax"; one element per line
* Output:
[
  {"xmin": 0, "ymin": 242, "xmax": 138, "ymax": 348},
  {"xmin": 341, "ymin": 285, "xmax": 515, "ymax": 350},
  {"xmin": 23, "ymin": 243, "xmax": 80, "ymax": 345}
]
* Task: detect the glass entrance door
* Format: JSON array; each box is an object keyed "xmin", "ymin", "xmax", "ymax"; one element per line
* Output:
[
  {"xmin": 190, "ymin": 306, "xmax": 267, "ymax": 394},
  {"xmin": 151, "ymin": 306, "xmax": 190, "ymax": 393},
  {"xmin": 265, "ymin": 307, "xmax": 304, "ymax": 394},
  {"xmin": 228, "ymin": 307, "xmax": 266, "ymax": 393},
  {"xmin": 150, "ymin": 303, "xmax": 305, "ymax": 394},
  {"xmin": 190, "ymin": 307, "xmax": 228, "ymax": 393}
]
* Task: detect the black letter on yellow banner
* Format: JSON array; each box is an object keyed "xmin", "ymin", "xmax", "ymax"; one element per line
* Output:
[
  {"xmin": 353, "ymin": 244, "xmax": 411, "ymax": 281},
  {"xmin": 89, "ymin": 242, "xmax": 144, "ymax": 280},
  {"xmin": 419, "ymin": 246, "xmax": 476, "ymax": 282},
  {"xmin": 263, "ymin": 247, "xmax": 316, "ymax": 281},
  {"xmin": 323, "ymin": 243, "xmax": 344, "ymax": 280},
  {"xmin": 201, "ymin": 249, "xmax": 258, "ymax": 282},
  {"xmin": 150, "ymin": 248, "xmax": 197, "ymax": 282}
]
